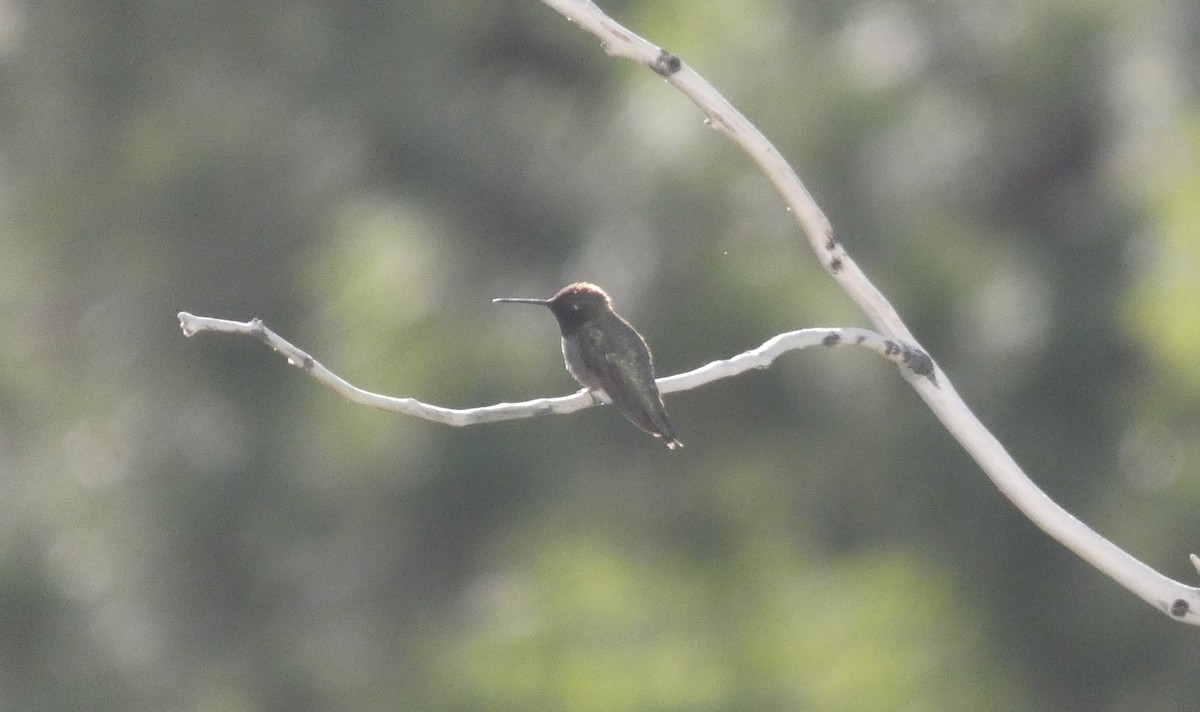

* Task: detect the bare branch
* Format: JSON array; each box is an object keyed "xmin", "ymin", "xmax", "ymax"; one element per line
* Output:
[
  {"xmin": 535, "ymin": 0, "xmax": 1200, "ymax": 622},
  {"xmin": 177, "ymin": 311, "xmax": 932, "ymax": 425}
]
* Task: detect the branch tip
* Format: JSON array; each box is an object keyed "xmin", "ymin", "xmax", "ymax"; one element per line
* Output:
[{"xmin": 177, "ymin": 312, "xmax": 196, "ymax": 337}]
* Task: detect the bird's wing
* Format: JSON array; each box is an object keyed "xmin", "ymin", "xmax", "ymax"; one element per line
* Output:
[{"xmin": 578, "ymin": 321, "xmax": 677, "ymax": 440}]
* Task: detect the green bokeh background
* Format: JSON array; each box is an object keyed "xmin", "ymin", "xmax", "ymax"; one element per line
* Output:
[{"xmin": 2, "ymin": 0, "xmax": 1199, "ymax": 709}]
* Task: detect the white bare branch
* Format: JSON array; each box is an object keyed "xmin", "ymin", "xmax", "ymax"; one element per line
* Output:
[
  {"xmin": 177, "ymin": 311, "xmax": 931, "ymax": 423},
  {"xmin": 175, "ymin": 1, "xmax": 1200, "ymax": 623},
  {"xmin": 535, "ymin": 0, "xmax": 1200, "ymax": 622}
]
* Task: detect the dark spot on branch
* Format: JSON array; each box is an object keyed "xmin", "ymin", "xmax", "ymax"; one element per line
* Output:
[
  {"xmin": 1171, "ymin": 599, "xmax": 1190, "ymax": 617},
  {"xmin": 829, "ymin": 257, "xmax": 843, "ymax": 273},
  {"xmin": 299, "ymin": 354, "xmax": 315, "ymax": 372},
  {"xmin": 903, "ymin": 348, "xmax": 938, "ymax": 384},
  {"xmin": 883, "ymin": 340, "xmax": 901, "ymax": 357},
  {"xmin": 822, "ymin": 333, "xmax": 841, "ymax": 347},
  {"xmin": 651, "ymin": 49, "xmax": 681, "ymax": 77},
  {"xmin": 824, "ymin": 230, "xmax": 838, "ymax": 252}
]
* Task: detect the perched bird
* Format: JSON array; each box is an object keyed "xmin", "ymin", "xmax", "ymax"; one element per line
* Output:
[{"xmin": 494, "ymin": 282, "xmax": 683, "ymax": 449}]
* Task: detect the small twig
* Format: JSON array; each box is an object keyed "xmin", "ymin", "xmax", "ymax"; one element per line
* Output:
[{"xmin": 177, "ymin": 311, "xmax": 933, "ymax": 426}]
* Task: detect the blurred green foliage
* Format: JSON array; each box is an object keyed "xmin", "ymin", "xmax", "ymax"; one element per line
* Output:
[{"xmin": 1, "ymin": 0, "xmax": 1199, "ymax": 710}]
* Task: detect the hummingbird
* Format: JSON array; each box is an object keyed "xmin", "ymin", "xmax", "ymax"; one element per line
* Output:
[{"xmin": 493, "ymin": 282, "xmax": 683, "ymax": 449}]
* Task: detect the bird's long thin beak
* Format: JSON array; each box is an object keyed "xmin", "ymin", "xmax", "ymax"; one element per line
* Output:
[{"xmin": 492, "ymin": 297, "xmax": 551, "ymax": 305}]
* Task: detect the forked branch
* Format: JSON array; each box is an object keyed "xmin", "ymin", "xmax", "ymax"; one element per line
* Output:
[
  {"xmin": 535, "ymin": 0, "xmax": 1200, "ymax": 621},
  {"xmin": 176, "ymin": 0, "xmax": 1200, "ymax": 623}
]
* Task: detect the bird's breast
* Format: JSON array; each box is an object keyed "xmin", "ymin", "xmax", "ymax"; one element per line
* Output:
[{"xmin": 560, "ymin": 335, "xmax": 604, "ymax": 392}]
